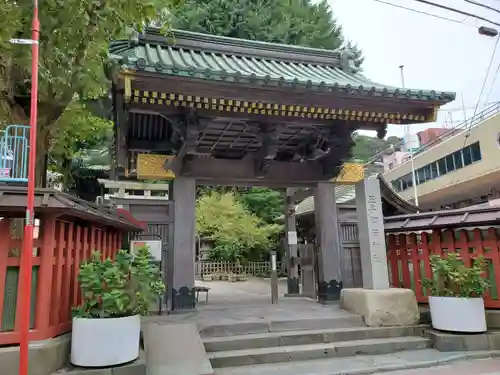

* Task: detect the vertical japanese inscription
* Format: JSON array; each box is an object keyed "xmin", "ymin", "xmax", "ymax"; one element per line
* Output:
[{"xmin": 366, "ymin": 194, "xmax": 385, "ymax": 265}]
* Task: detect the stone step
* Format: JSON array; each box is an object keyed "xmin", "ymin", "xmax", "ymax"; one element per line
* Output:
[
  {"xmin": 204, "ymin": 325, "xmax": 426, "ymax": 352},
  {"xmin": 212, "ymin": 349, "xmax": 500, "ymax": 375},
  {"xmin": 208, "ymin": 336, "xmax": 432, "ymax": 368},
  {"xmin": 199, "ymin": 316, "xmax": 364, "ymax": 338}
]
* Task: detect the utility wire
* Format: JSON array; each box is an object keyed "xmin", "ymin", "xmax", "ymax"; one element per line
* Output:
[
  {"xmin": 464, "ymin": 0, "xmax": 500, "ymax": 14},
  {"xmin": 408, "ymin": 0, "xmax": 500, "ymax": 27},
  {"xmin": 472, "ymin": 36, "xmax": 500, "ymax": 121},
  {"xmin": 372, "ymin": 0, "xmax": 473, "ymax": 26}
]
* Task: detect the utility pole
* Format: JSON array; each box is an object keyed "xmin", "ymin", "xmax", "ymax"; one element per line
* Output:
[{"xmin": 399, "ymin": 65, "xmax": 419, "ymax": 206}]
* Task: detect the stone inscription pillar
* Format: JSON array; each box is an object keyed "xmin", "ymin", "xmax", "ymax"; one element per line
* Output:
[
  {"xmin": 284, "ymin": 189, "xmax": 300, "ymax": 296},
  {"xmin": 172, "ymin": 177, "xmax": 196, "ymax": 310},
  {"xmin": 314, "ymin": 182, "xmax": 343, "ymax": 302},
  {"xmin": 355, "ymin": 177, "xmax": 390, "ymax": 289},
  {"xmin": 342, "ymin": 177, "xmax": 419, "ymax": 327}
]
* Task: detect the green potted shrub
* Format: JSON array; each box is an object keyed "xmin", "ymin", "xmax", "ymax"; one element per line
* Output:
[
  {"xmin": 71, "ymin": 246, "xmax": 165, "ymax": 367},
  {"xmin": 421, "ymin": 253, "xmax": 489, "ymax": 333}
]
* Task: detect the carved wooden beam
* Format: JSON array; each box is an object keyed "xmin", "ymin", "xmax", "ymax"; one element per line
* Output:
[
  {"xmin": 164, "ymin": 109, "xmax": 204, "ymax": 175},
  {"xmin": 254, "ymin": 123, "xmax": 280, "ymax": 178}
]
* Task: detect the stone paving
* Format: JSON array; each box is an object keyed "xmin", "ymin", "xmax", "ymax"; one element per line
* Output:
[
  {"xmin": 373, "ymin": 357, "xmax": 500, "ymax": 374},
  {"xmin": 143, "ymin": 278, "xmax": 500, "ymax": 374},
  {"xmin": 144, "ymin": 278, "xmax": 359, "ymax": 330}
]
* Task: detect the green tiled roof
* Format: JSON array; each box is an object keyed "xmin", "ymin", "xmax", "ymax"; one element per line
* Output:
[{"xmin": 110, "ymin": 29, "xmax": 455, "ymax": 103}]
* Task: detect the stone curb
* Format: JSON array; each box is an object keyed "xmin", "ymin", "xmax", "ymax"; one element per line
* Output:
[{"xmin": 331, "ymin": 350, "xmax": 500, "ymax": 375}]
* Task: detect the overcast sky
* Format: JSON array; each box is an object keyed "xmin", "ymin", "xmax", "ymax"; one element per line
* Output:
[{"xmin": 329, "ymin": 0, "xmax": 500, "ymax": 138}]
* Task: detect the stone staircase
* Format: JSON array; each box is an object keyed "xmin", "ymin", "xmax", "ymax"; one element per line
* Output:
[{"xmin": 199, "ymin": 317, "xmax": 496, "ymax": 375}]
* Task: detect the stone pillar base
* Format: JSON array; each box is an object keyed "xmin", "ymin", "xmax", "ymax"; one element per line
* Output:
[{"xmin": 340, "ymin": 288, "xmax": 420, "ymax": 327}]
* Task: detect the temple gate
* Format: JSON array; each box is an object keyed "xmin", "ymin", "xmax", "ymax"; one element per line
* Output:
[{"xmin": 108, "ymin": 28, "xmax": 454, "ymax": 310}]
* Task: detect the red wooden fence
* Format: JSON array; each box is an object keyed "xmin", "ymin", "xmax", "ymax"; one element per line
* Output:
[
  {"xmin": 0, "ymin": 215, "xmax": 124, "ymax": 345},
  {"xmin": 387, "ymin": 228, "xmax": 500, "ymax": 308}
]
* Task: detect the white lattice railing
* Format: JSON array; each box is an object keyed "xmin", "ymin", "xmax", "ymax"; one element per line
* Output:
[{"xmin": 196, "ymin": 261, "xmax": 285, "ymax": 277}]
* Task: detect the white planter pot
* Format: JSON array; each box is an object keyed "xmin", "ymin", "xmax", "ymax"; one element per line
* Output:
[
  {"xmin": 429, "ymin": 296, "xmax": 487, "ymax": 333},
  {"xmin": 71, "ymin": 315, "xmax": 140, "ymax": 367}
]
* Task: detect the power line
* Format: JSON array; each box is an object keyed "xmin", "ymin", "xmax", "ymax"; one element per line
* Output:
[
  {"xmin": 472, "ymin": 36, "xmax": 499, "ymax": 120},
  {"xmin": 464, "ymin": 0, "xmax": 500, "ymax": 14},
  {"xmin": 408, "ymin": 0, "xmax": 500, "ymax": 27},
  {"xmin": 484, "ymin": 62, "xmax": 500, "ymax": 105},
  {"xmin": 372, "ymin": 0, "xmax": 473, "ymax": 26}
]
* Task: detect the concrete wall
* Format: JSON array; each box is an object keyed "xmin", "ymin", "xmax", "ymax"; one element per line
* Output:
[{"xmin": 0, "ymin": 334, "xmax": 70, "ymax": 375}]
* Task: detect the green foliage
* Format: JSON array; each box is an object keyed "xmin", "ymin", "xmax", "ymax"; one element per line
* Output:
[
  {"xmin": 74, "ymin": 246, "xmax": 165, "ymax": 318},
  {"xmin": 421, "ymin": 253, "xmax": 490, "ymax": 298},
  {"xmin": 172, "ymin": 0, "xmax": 363, "ymax": 67},
  {"xmin": 0, "ymin": 0, "xmax": 178, "ymax": 184},
  {"xmin": 350, "ymin": 134, "xmax": 402, "ymax": 163},
  {"xmin": 237, "ymin": 188, "xmax": 284, "ymax": 224},
  {"xmin": 50, "ymin": 100, "xmax": 112, "ymax": 180},
  {"xmin": 197, "ymin": 192, "xmax": 282, "ymax": 262}
]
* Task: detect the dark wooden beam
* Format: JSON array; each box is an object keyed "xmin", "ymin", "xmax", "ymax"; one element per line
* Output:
[
  {"xmin": 128, "ymin": 75, "xmax": 437, "ymax": 116},
  {"xmin": 113, "ymin": 89, "xmax": 128, "ymax": 176},
  {"xmin": 254, "ymin": 123, "xmax": 280, "ymax": 178},
  {"xmin": 164, "ymin": 108, "xmax": 199, "ymax": 175},
  {"xmin": 126, "ymin": 101, "xmax": 427, "ymax": 130},
  {"xmin": 181, "ymin": 157, "xmax": 323, "ymax": 183},
  {"xmin": 128, "ymin": 139, "xmax": 174, "ymax": 151}
]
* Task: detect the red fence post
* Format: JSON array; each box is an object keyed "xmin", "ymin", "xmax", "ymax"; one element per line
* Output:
[
  {"xmin": 72, "ymin": 225, "xmax": 82, "ymax": 308},
  {"xmin": 0, "ymin": 219, "xmax": 10, "ymax": 325},
  {"xmin": 387, "ymin": 234, "xmax": 399, "ymax": 287},
  {"xmin": 60, "ymin": 223, "xmax": 74, "ymax": 323},
  {"xmin": 398, "ymin": 234, "xmax": 412, "ymax": 289},
  {"xmin": 51, "ymin": 221, "xmax": 65, "ymax": 327},
  {"xmin": 35, "ymin": 215, "xmax": 57, "ymax": 333}
]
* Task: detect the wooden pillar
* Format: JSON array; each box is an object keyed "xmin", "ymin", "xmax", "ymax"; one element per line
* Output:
[
  {"xmin": 284, "ymin": 189, "xmax": 299, "ymax": 296},
  {"xmin": 35, "ymin": 215, "xmax": 57, "ymax": 331},
  {"xmin": 314, "ymin": 182, "xmax": 343, "ymax": 302},
  {"xmin": 171, "ymin": 177, "xmax": 196, "ymax": 311},
  {"xmin": 114, "ymin": 89, "xmax": 128, "ymax": 177}
]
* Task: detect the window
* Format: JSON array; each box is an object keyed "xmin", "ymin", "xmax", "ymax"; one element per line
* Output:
[
  {"xmin": 391, "ymin": 141, "xmax": 481, "ymax": 192},
  {"xmin": 417, "ymin": 168, "xmax": 426, "ymax": 185},
  {"xmin": 453, "ymin": 150, "xmax": 463, "ymax": 169},
  {"xmin": 430, "ymin": 162, "xmax": 439, "ymax": 178},
  {"xmin": 437, "ymin": 158, "xmax": 447, "ymax": 176},
  {"xmin": 471, "ymin": 142, "xmax": 482, "ymax": 162},
  {"xmin": 463, "ymin": 145, "xmax": 473, "ymax": 166},
  {"xmin": 445, "ymin": 154, "xmax": 455, "ymax": 173},
  {"xmin": 424, "ymin": 164, "xmax": 432, "ymax": 180}
]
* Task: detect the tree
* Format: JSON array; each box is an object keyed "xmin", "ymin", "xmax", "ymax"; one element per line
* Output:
[
  {"xmin": 351, "ymin": 133, "xmax": 402, "ymax": 163},
  {"xmin": 196, "ymin": 192, "xmax": 282, "ymax": 262},
  {"xmin": 237, "ymin": 188, "xmax": 284, "ymax": 224},
  {"xmin": 49, "ymin": 101, "xmax": 112, "ymax": 186},
  {"xmin": 0, "ymin": 0, "xmax": 177, "ymax": 185},
  {"xmin": 172, "ymin": 0, "xmax": 364, "ymax": 67}
]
